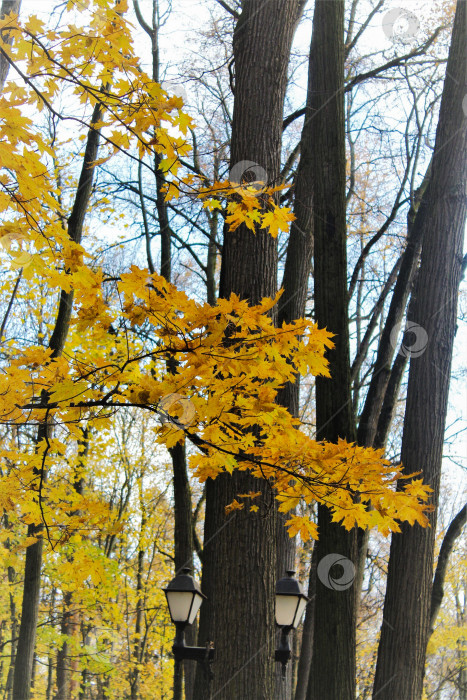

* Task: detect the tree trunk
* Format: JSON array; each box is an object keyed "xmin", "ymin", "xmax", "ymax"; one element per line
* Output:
[
  {"xmin": 12, "ymin": 526, "xmax": 44, "ymax": 699},
  {"xmin": 354, "ymin": 165, "xmax": 431, "ymax": 605},
  {"xmin": 0, "ymin": 0, "xmax": 21, "ymax": 91},
  {"xmin": 275, "ymin": 24, "xmax": 314, "ymax": 695},
  {"xmin": 129, "ymin": 546, "xmax": 145, "ymax": 700},
  {"xmin": 373, "ymin": 2, "xmax": 467, "ymax": 697},
  {"xmin": 193, "ymin": 3, "xmax": 304, "ymax": 699},
  {"xmin": 133, "ymin": 5, "xmax": 198, "ymax": 696},
  {"xmin": 3, "ymin": 521, "xmax": 18, "ymax": 700},
  {"xmin": 12, "ymin": 100, "xmax": 105, "ymax": 700},
  {"xmin": 430, "ymin": 504, "xmax": 467, "ymax": 634},
  {"xmin": 306, "ymin": 2, "xmax": 357, "ymax": 699},
  {"xmin": 54, "ymin": 432, "xmax": 87, "ymax": 700},
  {"xmin": 46, "ymin": 590, "xmax": 55, "ymax": 700},
  {"xmin": 357, "ymin": 160, "xmax": 432, "ymax": 449},
  {"xmin": 294, "ymin": 546, "xmax": 317, "ymax": 700},
  {"xmin": 206, "ymin": 154, "xmax": 220, "ymax": 307},
  {"xmin": 54, "ymin": 592, "xmax": 73, "ymax": 700},
  {"xmin": 171, "ymin": 440, "xmax": 195, "ymax": 700}
]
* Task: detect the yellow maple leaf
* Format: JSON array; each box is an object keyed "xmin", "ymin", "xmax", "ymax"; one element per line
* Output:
[
  {"xmin": 261, "ymin": 206, "xmax": 295, "ymax": 238},
  {"xmin": 285, "ymin": 515, "xmax": 318, "ymax": 542},
  {"xmin": 225, "ymin": 499, "xmax": 244, "ymax": 516}
]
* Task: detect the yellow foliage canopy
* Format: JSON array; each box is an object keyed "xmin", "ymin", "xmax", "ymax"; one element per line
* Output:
[
  {"xmin": 0, "ymin": 0, "xmax": 432, "ymax": 544},
  {"xmin": 0, "ymin": 266, "xmax": 432, "ymax": 540}
]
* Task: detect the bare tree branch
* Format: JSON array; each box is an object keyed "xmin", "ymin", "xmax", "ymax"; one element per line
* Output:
[
  {"xmin": 138, "ymin": 159, "xmax": 155, "ymax": 274},
  {"xmin": 283, "ymin": 27, "xmax": 445, "ymax": 131},
  {"xmin": 214, "ymin": 0, "xmax": 240, "ymax": 19},
  {"xmin": 344, "ymin": 0, "xmax": 385, "ymax": 58},
  {"xmin": 346, "ymin": 27, "xmax": 444, "ymax": 92},
  {"xmin": 430, "ymin": 504, "xmax": 467, "ymax": 633},
  {"xmin": 133, "ymin": 0, "xmax": 152, "ymax": 36}
]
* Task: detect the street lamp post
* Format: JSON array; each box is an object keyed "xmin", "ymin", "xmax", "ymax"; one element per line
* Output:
[
  {"xmin": 163, "ymin": 567, "xmax": 308, "ymax": 682},
  {"xmin": 275, "ymin": 570, "xmax": 309, "ymax": 679},
  {"xmin": 163, "ymin": 568, "xmax": 214, "ymax": 672}
]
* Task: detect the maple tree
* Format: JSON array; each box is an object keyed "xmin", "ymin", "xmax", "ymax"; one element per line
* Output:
[
  {"xmin": 0, "ymin": 0, "xmax": 464, "ymax": 698},
  {"xmin": 0, "ymin": 3, "xmax": 431, "ymax": 542}
]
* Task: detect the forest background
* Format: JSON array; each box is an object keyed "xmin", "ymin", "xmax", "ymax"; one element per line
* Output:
[{"xmin": 0, "ymin": 0, "xmax": 466, "ymax": 699}]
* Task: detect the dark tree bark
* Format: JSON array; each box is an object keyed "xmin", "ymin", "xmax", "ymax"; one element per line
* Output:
[
  {"xmin": 218, "ymin": 0, "xmax": 305, "ymax": 305},
  {"xmin": 373, "ymin": 350, "xmax": 408, "ymax": 450},
  {"xmin": 0, "ymin": 0, "xmax": 20, "ymax": 91},
  {"xmin": 206, "ymin": 153, "xmax": 220, "ymax": 307},
  {"xmin": 373, "ymin": 2, "xmax": 467, "ymax": 697},
  {"xmin": 171, "ymin": 439, "xmax": 195, "ymax": 700},
  {"xmin": 12, "ymin": 101, "xmax": 105, "ymax": 700},
  {"xmin": 306, "ymin": 1, "xmax": 357, "ymax": 699},
  {"xmin": 193, "ymin": 3, "xmax": 305, "ymax": 699}
]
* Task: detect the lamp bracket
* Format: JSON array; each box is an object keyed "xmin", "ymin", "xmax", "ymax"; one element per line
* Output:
[
  {"xmin": 173, "ymin": 643, "xmax": 215, "ymax": 663},
  {"xmin": 173, "ymin": 623, "xmax": 215, "ymax": 671},
  {"xmin": 275, "ymin": 626, "xmax": 292, "ymax": 680}
]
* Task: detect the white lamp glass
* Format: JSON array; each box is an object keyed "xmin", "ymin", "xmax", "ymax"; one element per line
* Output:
[
  {"xmin": 294, "ymin": 596, "xmax": 307, "ymax": 628},
  {"xmin": 166, "ymin": 590, "xmax": 195, "ymax": 623},
  {"xmin": 275, "ymin": 594, "xmax": 300, "ymax": 627},
  {"xmin": 187, "ymin": 591, "xmax": 204, "ymax": 624}
]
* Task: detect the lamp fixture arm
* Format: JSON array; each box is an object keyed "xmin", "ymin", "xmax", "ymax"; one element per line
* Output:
[{"xmin": 172, "ymin": 622, "xmax": 215, "ymax": 665}]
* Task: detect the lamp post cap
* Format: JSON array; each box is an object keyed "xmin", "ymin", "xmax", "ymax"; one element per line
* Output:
[
  {"xmin": 164, "ymin": 568, "xmax": 207, "ymax": 599},
  {"xmin": 276, "ymin": 571, "xmax": 308, "ymax": 598}
]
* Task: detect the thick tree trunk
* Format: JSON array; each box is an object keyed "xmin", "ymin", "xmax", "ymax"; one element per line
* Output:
[
  {"xmin": 306, "ymin": 2, "xmax": 357, "ymax": 699},
  {"xmin": 373, "ymin": 2, "xmax": 467, "ymax": 697},
  {"xmin": 12, "ymin": 101, "xmax": 104, "ymax": 700},
  {"xmin": 12, "ymin": 522, "xmax": 44, "ymax": 699},
  {"xmin": 193, "ymin": 3, "xmax": 304, "ymax": 699}
]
